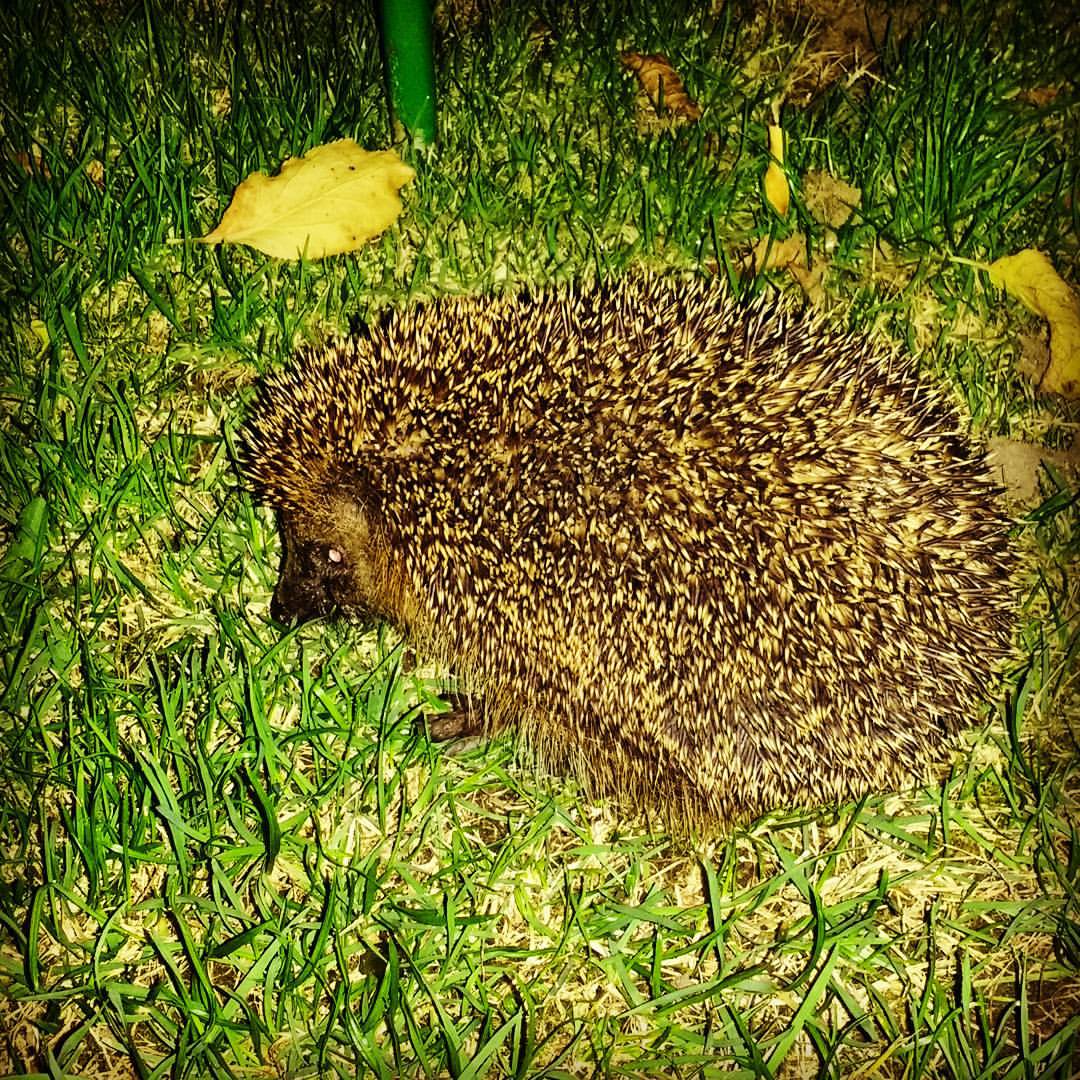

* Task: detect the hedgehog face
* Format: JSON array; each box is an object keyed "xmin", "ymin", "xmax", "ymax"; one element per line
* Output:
[{"xmin": 271, "ymin": 498, "xmax": 388, "ymax": 626}]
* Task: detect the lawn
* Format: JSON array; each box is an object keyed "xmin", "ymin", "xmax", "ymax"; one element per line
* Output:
[{"xmin": 0, "ymin": 0, "xmax": 1078, "ymax": 1076}]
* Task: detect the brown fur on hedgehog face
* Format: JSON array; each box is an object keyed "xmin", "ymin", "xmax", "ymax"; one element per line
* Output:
[
  {"xmin": 270, "ymin": 495, "xmax": 407, "ymax": 628},
  {"xmin": 272, "ymin": 502, "xmax": 361, "ymax": 624}
]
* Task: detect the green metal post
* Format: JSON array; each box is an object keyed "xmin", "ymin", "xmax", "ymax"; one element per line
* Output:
[{"xmin": 377, "ymin": 0, "xmax": 437, "ymax": 146}]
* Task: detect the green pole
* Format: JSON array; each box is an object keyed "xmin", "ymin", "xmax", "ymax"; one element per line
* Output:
[{"xmin": 377, "ymin": 0, "xmax": 437, "ymax": 146}]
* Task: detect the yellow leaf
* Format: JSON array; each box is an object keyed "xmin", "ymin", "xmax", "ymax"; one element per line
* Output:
[
  {"xmin": 987, "ymin": 249, "xmax": 1080, "ymax": 398},
  {"xmin": 763, "ymin": 124, "xmax": 789, "ymax": 217},
  {"xmin": 200, "ymin": 139, "xmax": 415, "ymax": 259}
]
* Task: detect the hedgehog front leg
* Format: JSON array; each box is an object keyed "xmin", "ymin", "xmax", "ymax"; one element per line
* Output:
[{"xmin": 426, "ymin": 691, "xmax": 485, "ymax": 741}]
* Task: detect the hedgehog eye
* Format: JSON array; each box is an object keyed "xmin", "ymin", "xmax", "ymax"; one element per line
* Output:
[{"xmin": 328, "ymin": 546, "xmax": 344, "ymax": 565}]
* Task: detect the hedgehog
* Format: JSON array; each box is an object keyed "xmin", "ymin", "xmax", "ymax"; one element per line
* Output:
[{"xmin": 242, "ymin": 274, "xmax": 1017, "ymax": 829}]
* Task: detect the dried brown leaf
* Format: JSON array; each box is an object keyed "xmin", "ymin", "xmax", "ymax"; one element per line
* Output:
[
  {"xmin": 751, "ymin": 235, "xmax": 805, "ymax": 274},
  {"xmin": 749, "ymin": 234, "xmax": 826, "ymax": 306},
  {"xmin": 802, "ymin": 169, "xmax": 860, "ymax": 229},
  {"xmin": 620, "ymin": 51, "xmax": 702, "ymax": 122},
  {"xmin": 986, "ymin": 436, "xmax": 1080, "ymax": 505},
  {"xmin": 13, "ymin": 147, "xmax": 50, "ymax": 179},
  {"xmin": 1017, "ymin": 85, "xmax": 1060, "ymax": 107}
]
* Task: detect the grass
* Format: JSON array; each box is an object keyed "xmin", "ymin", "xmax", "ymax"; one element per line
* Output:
[{"xmin": 0, "ymin": 0, "xmax": 1078, "ymax": 1076}]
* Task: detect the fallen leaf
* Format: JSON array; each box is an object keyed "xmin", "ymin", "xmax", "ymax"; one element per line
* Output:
[
  {"xmin": 788, "ymin": 262, "xmax": 826, "ymax": 307},
  {"xmin": 750, "ymin": 235, "xmax": 805, "ymax": 274},
  {"xmin": 986, "ymin": 435, "xmax": 1080, "ymax": 505},
  {"xmin": 763, "ymin": 124, "xmax": 789, "ymax": 217},
  {"xmin": 210, "ymin": 87, "xmax": 232, "ymax": 119},
  {"xmin": 986, "ymin": 249, "xmax": 1080, "ymax": 398},
  {"xmin": 802, "ymin": 169, "xmax": 860, "ymax": 229},
  {"xmin": 1015, "ymin": 329, "xmax": 1051, "ymax": 387},
  {"xmin": 767, "ymin": 0, "xmax": 922, "ymax": 105},
  {"xmin": 85, "ymin": 159, "xmax": 105, "ymax": 190},
  {"xmin": 200, "ymin": 139, "xmax": 415, "ymax": 260},
  {"xmin": 620, "ymin": 51, "xmax": 702, "ymax": 122},
  {"xmin": 1017, "ymin": 85, "xmax": 1060, "ymax": 107},
  {"xmin": 14, "ymin": 146, "xmax": 50, "ymax": 179},
  {"xmin": 748, "ymin": 234, "xmax": 826, "ymax": 306}
]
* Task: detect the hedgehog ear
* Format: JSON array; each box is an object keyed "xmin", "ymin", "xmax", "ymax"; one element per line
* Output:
[{"xmin": 325, "ymin": 486, "xmax": 378, "ymax": 542}]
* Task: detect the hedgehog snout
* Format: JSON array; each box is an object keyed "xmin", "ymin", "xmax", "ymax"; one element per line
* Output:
[
  {"xmin": 269, "ymin": 505, "xmax": 387, "ymax": 627},
  {"xmin": 269, "ymin": 572, "xmax": 327, "ymax": 626},
  {"xmin": 269, "ymin": 511, "xmax": 343, "ymax": 625}
]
